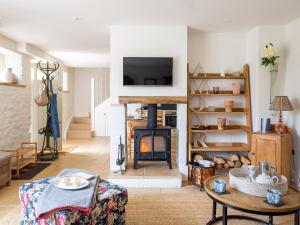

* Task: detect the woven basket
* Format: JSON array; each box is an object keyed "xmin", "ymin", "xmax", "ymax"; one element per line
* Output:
[{"xmin": 229, "ymin": 168, "xmax": 288, "ymax": 197}]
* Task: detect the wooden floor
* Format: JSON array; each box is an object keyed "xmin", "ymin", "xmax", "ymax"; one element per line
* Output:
[{"xmin": 0, "ymin": 137, "xmax": 294, "ymax": 224}]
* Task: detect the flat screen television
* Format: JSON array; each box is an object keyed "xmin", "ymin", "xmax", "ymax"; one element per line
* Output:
[{"xmin": 123, "ymin": 57, "xmax": 173, "ymax": 86}]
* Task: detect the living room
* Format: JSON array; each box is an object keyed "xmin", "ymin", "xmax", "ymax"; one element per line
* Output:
[{"xmin": 0, "ymin": 1, "xmax": 300, "ymax": 225}]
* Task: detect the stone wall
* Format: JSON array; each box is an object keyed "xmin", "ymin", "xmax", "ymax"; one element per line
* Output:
[{"xmin": 0, "ymin": 55, "xmax": 31, "ymax": 149}]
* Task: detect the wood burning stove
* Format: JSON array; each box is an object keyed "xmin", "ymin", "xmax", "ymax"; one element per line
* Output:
[{"xmin": 134, "ymin": 104, "xmax": 172, "ymax": 169}]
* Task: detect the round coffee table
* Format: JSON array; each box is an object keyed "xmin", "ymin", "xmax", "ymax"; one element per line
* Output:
[{"xmin": 204, "ymin": 175, "xmax": 300, "ymax": 225}]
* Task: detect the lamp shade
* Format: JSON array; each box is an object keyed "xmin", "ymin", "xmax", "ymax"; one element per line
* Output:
[{"xmin": 269, "ymin": 96, "xmax": 294, "ymax": 111}]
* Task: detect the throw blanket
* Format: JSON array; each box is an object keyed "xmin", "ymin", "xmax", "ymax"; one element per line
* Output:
[{"xmin": 35, "ymin": 168, "xmax": 99, "ymax": 219}]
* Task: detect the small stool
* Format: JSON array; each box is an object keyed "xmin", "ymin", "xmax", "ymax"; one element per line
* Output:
[{"xmin": 189, "ymin": 161, "xmax": 215, "ymax": 191}]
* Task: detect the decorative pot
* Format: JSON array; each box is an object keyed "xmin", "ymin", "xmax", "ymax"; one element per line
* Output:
[
  {"xmin": 217, "ymin": 118, "xmax": 226, "ymax": 130},
  {"xmin": 232, "ymin": 82, "xmax": 241, "ymax": 94},
  {"xmin": 0, "ymin": 68, "xmax": 18, "ymax": 83},
  {"xmin": 224, "ymin": 100, "xmax": 234, "ymax": 112},
  {"xmin": 213, "ymin": 86, "xmax": 220, "ymax": 94}
]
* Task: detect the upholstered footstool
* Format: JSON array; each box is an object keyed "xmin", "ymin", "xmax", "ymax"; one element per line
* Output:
[
  {"xmin": 0, "ymin": 151, "xmax": 12, "ymax": 187},
  {"xmin": 19, "ymin": 177, "xmax": 128, "ymax": 225}
]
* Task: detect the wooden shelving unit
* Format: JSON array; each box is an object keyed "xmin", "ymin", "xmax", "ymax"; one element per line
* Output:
[{"xmin": 187, "ymin": 64, "xmax": 252, "ymax": 178}]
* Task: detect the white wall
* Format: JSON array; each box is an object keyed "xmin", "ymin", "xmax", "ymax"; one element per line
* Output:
[
  {"xmin": 110, "ymin": 26, "xmax": 187, "ymax": 99},
  {"xmin": 61, "ymin": 67, "xmax": 75, "ymax": 139},
  {"xmin": 284, "ymin": 17, "xmax": 300, "ymax": 187},
  {"xmin": 188, "ymin": 30, "xmax": 246, "ymax": 72},
  {"xmin": 74, "ymin": 68, "xmax": 110, "ymax": 117},
  {"xmin": 245, "ymin": 26, "xmax": 286, "ymax": 131},
  {"xmin": 109, "ymin": 26, "xmax": 188, "ymax": 176}
]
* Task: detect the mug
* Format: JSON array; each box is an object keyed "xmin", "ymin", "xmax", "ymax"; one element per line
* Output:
[
  {"xmin": 266, "ymin": 189, "xmax": 282, "ymax": 205},
  {"xmin": 214, "ymin": 179, "xmax": 226, "ymax": 193}
]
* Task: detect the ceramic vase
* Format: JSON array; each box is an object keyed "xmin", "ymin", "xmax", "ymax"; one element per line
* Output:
[
  {"xmin": 224, "ymin": 100, "xmax": 234, "ymax": 112},
  {"xmin": 232, "ymin": 82, "xmax": 241, "ymax": 94},
  {"xmin": 217, "ymin": 118, "xmax": 226, "ymax": 130},
  {"xmin": 0, "ymin": 68, "xmax": 18, "ymax": 83}
]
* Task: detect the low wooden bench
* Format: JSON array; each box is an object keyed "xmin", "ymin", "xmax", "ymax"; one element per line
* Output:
[{"xmin": 2, "ymin": 142, "xmax": 37, "ymax": 177}]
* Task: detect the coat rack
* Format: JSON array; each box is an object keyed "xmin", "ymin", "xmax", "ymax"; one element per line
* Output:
[{"xmin": 37, "ymin": 61, "xmax": 60, "ymax": 161}]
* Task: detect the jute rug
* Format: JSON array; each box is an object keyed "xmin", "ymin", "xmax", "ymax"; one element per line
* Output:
[{"xmin": 2, "ymin": 188, "xmax": 293, "ymax": 225}]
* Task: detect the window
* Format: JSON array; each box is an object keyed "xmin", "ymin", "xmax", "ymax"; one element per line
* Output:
[{"xmin": 62, "ymin": 71, "xmax": 68, "ymax": 91}]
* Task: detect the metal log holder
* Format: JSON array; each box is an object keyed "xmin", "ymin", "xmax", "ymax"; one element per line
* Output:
[{"xmin": 37, "ymin": 61, "xmax": 60, "ymax": 161}]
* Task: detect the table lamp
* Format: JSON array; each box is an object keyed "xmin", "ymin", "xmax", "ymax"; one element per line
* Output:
[{"xmin": 269, "ymin": 96, "xmax": 293, "ymax": 134}]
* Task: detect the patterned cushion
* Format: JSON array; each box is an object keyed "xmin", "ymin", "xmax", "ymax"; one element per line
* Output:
[{"xmin": 19, "ymin": 177, "xmax": 128, "ymax": 225}]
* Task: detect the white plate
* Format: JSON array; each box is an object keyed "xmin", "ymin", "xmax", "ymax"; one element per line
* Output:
[{"xmin": 54, "ymin": 176, "xmax": 89, "ymax": 190}]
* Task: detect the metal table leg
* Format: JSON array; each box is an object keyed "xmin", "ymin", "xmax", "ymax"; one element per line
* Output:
[
  {"xmin": 295, "ymin": 210, "xmax": 299, "ymax": 225},
  {"xmin": 212, "ymin": 201, "xmax": 217, "ymax": 220},
  {"xmin": 222, "ymin": 205, "xmax": 227, "ymax": 225},
  {"xmin": 268, "ymin": 215, "xmax": 273, "ymax": 225}
]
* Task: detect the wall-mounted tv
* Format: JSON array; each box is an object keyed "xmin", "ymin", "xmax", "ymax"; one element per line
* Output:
[{"xmin": 123, "ymin": 57, "xmax": 173, "ymax": 86}]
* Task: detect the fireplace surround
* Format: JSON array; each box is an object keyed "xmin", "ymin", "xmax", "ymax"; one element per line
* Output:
[{"xmin": 133, "ymin": 104, "xmax": 172, "ymax": 169}]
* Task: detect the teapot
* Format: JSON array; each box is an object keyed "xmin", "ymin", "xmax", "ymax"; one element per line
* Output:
[{"xmin": 255, "ymin": 173, "xmax": 279, "ymax": 184}]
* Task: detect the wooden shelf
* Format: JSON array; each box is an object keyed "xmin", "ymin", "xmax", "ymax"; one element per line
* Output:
[
  {"xmin": 190, "ymin": 143, "xmax": 250, "ymax": 152},
  {"xmin": 190, "ymin": 107, "xmax": 247, "ymax": 114},
  {"xmin": 190, "ymin": 90, "xmax": 245, "ymax": 96},
  {"xmin": 190, "ymin": 125, "xmax": 248, "ymax": 133},
  {"xmin": 119, "ymin": 96, "xmax": 187, "ymax": 104},
  {"xmin": 0, "ymin": 82, "xmax": 26, "ymax": 88},
  {"xmin": 188, "ymin": 73, "xmax": 245, "ymax": 79}
]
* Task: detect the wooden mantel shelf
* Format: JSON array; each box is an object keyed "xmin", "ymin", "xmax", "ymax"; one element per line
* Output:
[
  {"xmin": 119, "ymin": 96, "xmax": 187, "ymax": 104},
  {"xmin": 0, "ymin": 82, "xmax": 26, "ymax": 88}
]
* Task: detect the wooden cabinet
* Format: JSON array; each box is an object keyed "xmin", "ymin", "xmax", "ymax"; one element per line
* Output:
[{"xmin": 251, "ymin": 131, "xmax": 292, "ymax": 182}]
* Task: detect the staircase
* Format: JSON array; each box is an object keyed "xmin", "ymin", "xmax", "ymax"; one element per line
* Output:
[{"xmin": 67, "ymin": 116, "xmax": 93, "ymax": 139}]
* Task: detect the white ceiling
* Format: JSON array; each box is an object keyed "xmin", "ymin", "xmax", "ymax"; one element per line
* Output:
[{"xmin": 0, "ymin": 0, "xmax": 300, "ymax": 68}]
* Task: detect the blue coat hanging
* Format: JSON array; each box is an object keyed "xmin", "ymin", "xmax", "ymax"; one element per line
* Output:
[{"xmin": 48, "ymin": 80, "xmax": 60, "ymax": 139}]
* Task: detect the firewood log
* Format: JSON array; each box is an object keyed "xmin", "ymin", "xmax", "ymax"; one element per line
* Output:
[
  {"xmin": 223, "ymin": 163, "xmax": 230, "ymax": 169},
  {"xmin": 213, "ymin": 157, "xmax": 225, "ymax": 164},
  {"xmin": 227, "ymin": 160, "xmax": 235, "ymax": 168},
  {"xmin": 228, "ymin": 154, "xmax": 239, "ymax": 162},
  {"xmin": 216, "ymin": 164, "xmax": 223, "ymax": 169},
  {"xmin": 194, "ymin": 154, "xmax": 204, "ymax": 161},
  {"xmin": 234, "ymin": 161, "xmax": 242, "ymax": 168},
  {"xmin": 248, "ymin": 152, "xmax": 253, "ymax": 161},
  {"xmin": 240, "ymin": 156, "xmax": 251, "ymax": 165}
]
